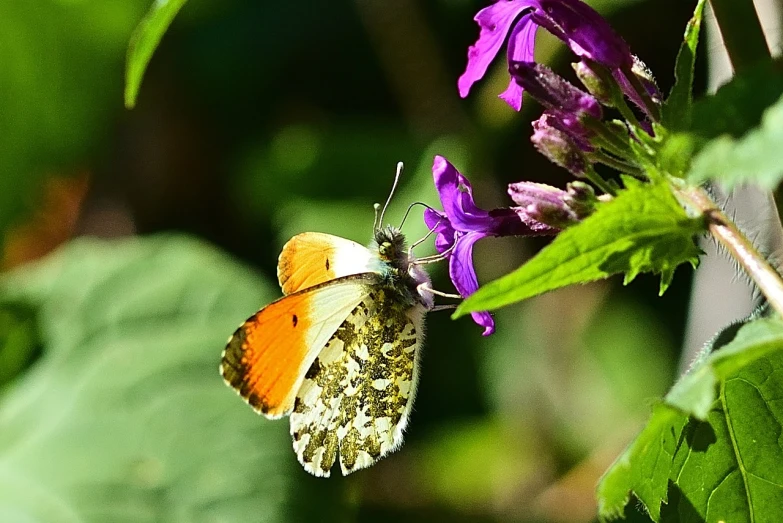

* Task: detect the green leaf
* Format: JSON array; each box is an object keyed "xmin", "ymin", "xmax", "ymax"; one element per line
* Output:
[
  {"xmin": 661, "ymin": 0, "xmax": 705, "ymax": 130},
  {"xmin": 455, "ymin": 179, "xmax": 703, "ymax": 317},
  {"xmin": 688, "ymin": 93, "xmax": 783, "ymax": 189},
  {"xmin": 597, "ymin": 403, "xmax": 688, "ymax": 521},
  {"xmin": 0, "ymin": 235, "xmax": 321, "ymax": 522},
  {"xmin": 597, "ymin": 318, "xmax": 783, "ymax": 521},
  {"xmin": 666, "ymin": 314, "xmax": 782, "ymax": 419},
  {"xmin": 125, "ymin": 0, "xmax": 188, "ymax": 109}
]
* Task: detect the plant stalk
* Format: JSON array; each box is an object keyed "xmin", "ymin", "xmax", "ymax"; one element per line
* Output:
[
  {"xmin": 679, "ymin": 185, "xmax": 783, "ymax": 317},
  {"xmin": 584, "ymin": 168, "xmax": 617, "ymax": 197}
]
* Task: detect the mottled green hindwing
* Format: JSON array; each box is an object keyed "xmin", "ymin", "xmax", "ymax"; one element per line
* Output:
[{"xmin": 289, "ymin": 288, "xmax": 424, "ymax": 476}]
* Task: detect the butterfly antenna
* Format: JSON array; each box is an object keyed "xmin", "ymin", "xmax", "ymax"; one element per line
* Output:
[
  {"xmin": 372, "ymin": 202, "xmax": 382, "ymax": 231},
  {"xmin": 377, "ymin": 161, "xmax": 403, "ymax": 230},
  {"xmin": 399, "ymin": 201, "xmax": 439, "ymax": 230}
]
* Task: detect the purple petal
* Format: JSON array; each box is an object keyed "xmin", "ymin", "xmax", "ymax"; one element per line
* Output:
[
  {"xmin": 458, "ymin": 0, "xmax": 538, "ymax": 99},
  {"xmin": 424, "ymin": 208, "xmax": 455, "ymax": 254},
  {"xmin": 533, "ymin": 0, "xmax": 633, "ymax": 69},
  {"xmin": 432, "ymin": 156, "xmax": 495, "ymax": 232},
  {"xmin": 449, "ymin": 231, "xmax": 495, "ymax": 335},
  {"xmin": 499, "ymin": 11, "xmax": 539, "ymax": 110},
  {"xmin": 471, "ymin": 310, "xmax": 496, "ymax": 336},
  {"xmin": 499, "ymin": 80, "xmax": 524, "ymax": 111}
]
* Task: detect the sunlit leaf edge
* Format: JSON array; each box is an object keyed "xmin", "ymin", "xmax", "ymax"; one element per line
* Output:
[{"xmin": 125, "ymin": 0, "xmax": 189, "ymax": 109}]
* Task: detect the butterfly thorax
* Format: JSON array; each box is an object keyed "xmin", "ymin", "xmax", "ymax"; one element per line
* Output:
[{"xmin": 372, "ymin": 226, "xmax": 432, "ymax": 310}]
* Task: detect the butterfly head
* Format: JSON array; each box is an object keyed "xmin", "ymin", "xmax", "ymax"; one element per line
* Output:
[{"xmin": 374, "ymin": 225, "xmax": 408, "ymax": 267}]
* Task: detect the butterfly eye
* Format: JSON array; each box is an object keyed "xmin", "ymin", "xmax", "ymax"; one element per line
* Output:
[{"xmin": 379, "ymin": 242, "xmax": 392, "ymax": 256}]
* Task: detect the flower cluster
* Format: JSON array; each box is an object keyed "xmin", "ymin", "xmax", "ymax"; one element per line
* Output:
[
  {"xmin": 458, "ymin": 0, "xmax": 658, "ymax": 118},
  {"xmin": 428, "ymin": 0, "xmax": 658, "ymax": 334},
  {"xmin": 426, "ymin": 156, "xmax": 595, "ymax": 335}
]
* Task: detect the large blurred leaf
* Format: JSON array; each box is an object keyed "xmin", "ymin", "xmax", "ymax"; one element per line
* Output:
[
  {"xmin": 0, "ymin": 1, "xmax": 145, "ymax": 247},
  {"xmin": 688, "ymin": 93, "xmax": 783, "ymax": 189},
  {"xmin": 455, "ymin": 178, "xmax": 703, "ymax": 316},
  {"xmin": 597, "ymin": 318, "xmax": 783, "ymax": 521},
  {"xmin": 690, "ymin": 60, "xmax": 783, "ymax": 140},
  {"xmin": 0, "ymin": 235, "xmax": 313, "ymax": 522}
]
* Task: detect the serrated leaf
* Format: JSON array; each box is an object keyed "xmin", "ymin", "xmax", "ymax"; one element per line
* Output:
[
  {"xmin": 688, "ymin": 93, "xmax": 783, "ymax": 189},
  {"xmin": 0, "ymin": 236, "xmax": 308, "ymax": 522},
  {"xmin": 661, "ymin": 0, "xmax": 705, "ymax": 130},
  {"xmin": 125, "ymin": 0, "xmax": 188, "ymax": 109},
  {"xmin": 597, "ymin": 318, "xmax": 783, "ymax": 521},
  {"xmin": 597, "ymin": 403, "xmax": 687, "ymax": 521},
  {"xmin": 454, "ymin": 179, "xmax": 703, "ymax": 316}
]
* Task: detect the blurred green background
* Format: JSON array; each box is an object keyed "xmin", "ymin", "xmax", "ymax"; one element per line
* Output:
[{"xmin": 0, "ymin": 0, "xmax": 704, "ymax": 521}]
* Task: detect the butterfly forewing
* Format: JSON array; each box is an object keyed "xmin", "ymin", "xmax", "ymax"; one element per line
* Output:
[
  {"xmin": 220, "ymin": 275, "xmax": 376, "ymax": 418},
  {"xmin": 290, "ymin": 288, "xmax": 425, "ymax": 477},
  {"xmin": 277, "ymin": 232, "xmax": 379, "ymax": 295}
]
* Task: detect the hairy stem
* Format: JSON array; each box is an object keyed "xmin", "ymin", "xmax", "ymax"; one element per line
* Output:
[{"xmin": 679, "ymin": 185, "xmax": 783, "ymax": 317}]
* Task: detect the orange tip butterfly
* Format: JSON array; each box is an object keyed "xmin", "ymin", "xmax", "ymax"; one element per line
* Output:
[{"xmin": 220, "ymin": 163, "xmax": 435, "ymax": 477}]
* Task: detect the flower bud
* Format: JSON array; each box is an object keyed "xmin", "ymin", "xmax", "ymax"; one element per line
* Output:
[
  {"xmin": 510, "ymin": 61, "xmax": 602, "ymax": 120},
  {"xmin": 564, "ymin": 181, "xmax": 597, "ymax": 218},
  {"xmin": 508, "ymin": 181, "xmax": 580, "ymax": 229},
  {"xmin": 573, "ymin": 60, "xmax": 613, "ymax": 107},
  {"xmin": 531, "ymin": 114, "xmax": 589, "ymax": 177}
]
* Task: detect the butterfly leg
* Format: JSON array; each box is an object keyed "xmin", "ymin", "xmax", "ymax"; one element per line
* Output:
[
  {"xmin": 430, "ymin": 304, "xmax": 458, "ymax": 312},
  {"xmin": 407, "ymin": 217, "xmax": 442, "ymax": 258},
  {"xmin": 411, "ymin": 242, "xmax": 455, "ymax": 265},
  {"xmin": 417, "ymin": 283, "xmax": 462, "ymax": 300}
]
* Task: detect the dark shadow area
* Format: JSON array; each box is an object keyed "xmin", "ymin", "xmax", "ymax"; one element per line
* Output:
[
  {"xmin": 681, "ymin": 417, "xmax": 718, "ymax": 453},
  {"xmin": 660, "ymin": 480, "xmax": 706, "ymax": 523}
]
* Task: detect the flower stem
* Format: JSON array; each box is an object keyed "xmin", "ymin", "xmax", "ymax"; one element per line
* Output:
[
  {"xmin": 611, "ymin": 91, "xmax": 646, "ymax": 139},
  {"xmin": 678, "ymin": 185, "xmax": 783, "ymax": 317},
  {"xmin": 584, "ymin": 167, "xmax": 617, "ymax": 197},
  {"xmin": 584, "ymin": 119, "xmax": 634, "ymax": 160},
  {"xmin": 709, "ymin": 0, "xmax": 770, "ymax": 72},
  {"xmin": 589, "ymin": 151, "xmax": 644, "ymax": 177}
]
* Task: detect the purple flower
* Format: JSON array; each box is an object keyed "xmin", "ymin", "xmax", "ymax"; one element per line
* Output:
[
  {"xmin": 458, "ymin": 0, "xmax": 633, "ymax": 110},
  {"xmin": 424, "ymin": 155, "xmax": 557, "ymax": 335}
]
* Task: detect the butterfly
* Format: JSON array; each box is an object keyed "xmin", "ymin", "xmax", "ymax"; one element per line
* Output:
[{"xmin": 220, "ymin": 167, "xmax": 437, "ymax": 477}]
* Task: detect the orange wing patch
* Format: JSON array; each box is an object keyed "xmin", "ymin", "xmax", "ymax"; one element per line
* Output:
[
  {"xmin": 221, "ymin": 277, "xmax": 372, "ymax": 418},
  {"xmin": 277, "ymin": 232, "xmax": 376, "ymax": 295}
]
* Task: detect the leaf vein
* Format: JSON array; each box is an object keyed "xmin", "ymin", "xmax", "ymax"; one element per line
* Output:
[{"xmin": 720, "ymin": 382, "xmax": 755, "ymax": 522}]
